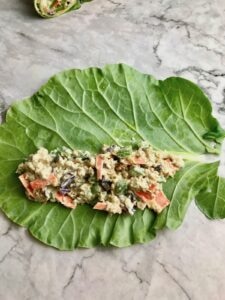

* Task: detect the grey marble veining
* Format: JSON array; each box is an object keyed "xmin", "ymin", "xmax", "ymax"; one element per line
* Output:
[{"xmin": 0, "ymin": 1, "xmax": 225, "ymax": 299}]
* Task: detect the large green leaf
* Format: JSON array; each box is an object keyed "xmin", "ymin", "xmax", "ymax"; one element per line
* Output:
[{"xmin": 0, "ymin": 64, "xmax": 225, "ymax": 250}]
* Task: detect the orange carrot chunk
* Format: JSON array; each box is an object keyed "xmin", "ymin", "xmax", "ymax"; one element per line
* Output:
[
  {"xmin": 96, "ymin": 155, "xmax": 104, "ymax": 180},
  {"xmin": 130, "ymin": 156, "xmax": 146, "ymax": 165},
  {"xmin": 135, "ymin": 190, "xmax": 152, "ymax": 202},
  {"xmin": 154, "ymin": 190, "xmax": 170, "ymax": 208},
  {"xmin": 135, "ymin": 185, "xmax": 170, "ymax": 213},
  {"xmin": 48, "ymin": 173, "xmax": 58, "ymax": 186},
  {"xmin": 55, "ymin": 192, "xmax": 76, "ymax": 209},
  {"xmin": 30, "ymin": 179, "xmax": 49, "ymax": 190},
  {"xmin": 93, "ymin": 202, "xmax": 107, "ymax": 211},
  {"xmin": 19, "ymin": 174, "xmax": 34, "ymax": 198},
  {"xmin": 123, "ymin": 155, "xmax": 147, "ymax": 165},
  {"xmin": 30, "ymin": 173, "xmax": 57, "ymax": 190}
]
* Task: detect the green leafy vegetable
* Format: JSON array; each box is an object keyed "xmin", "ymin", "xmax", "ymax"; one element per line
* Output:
[
  {"xmin": 0, "ymin": 64, "xmax": 224, "ymax": 250},
  {"xmin": 116, "ymin": 146, "xmax": 133, "ymax": 158},
  {"xmin": 115, "ymin": 180, "xmax": 128, "ymax": 195},
  {"xmin": 34, "ymin": 0, "xmax": 92, "ymax": 18},
  {"xmin": 129, "ymin": 166, "xmax": 145, "ymax": 176}
]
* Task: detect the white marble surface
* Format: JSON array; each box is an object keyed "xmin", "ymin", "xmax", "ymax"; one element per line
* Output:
[{"xmin": 0, "ymin": 1, "xmax": 225, "ymax": 299}]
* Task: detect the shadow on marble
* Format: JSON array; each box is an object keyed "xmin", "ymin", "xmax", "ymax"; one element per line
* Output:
[{"xmin": 19, "ymin": 0, "xmax": 39, "ymax": 18}]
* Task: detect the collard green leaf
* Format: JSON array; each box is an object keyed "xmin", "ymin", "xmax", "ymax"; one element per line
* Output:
[
  {"xmin": 158, "ymin": 161, "xmax": 223, "ymax": 229},
  {"xmin": 34, "ymin": 0, "xmax": 92, "ymax": 18},
  {"xmin": 0, "ymin": 64, "xmax": 224, "ymax": 250},
  {"xmin": 195, "ymin": 169, "xmax": 225, "ymax": 219}
]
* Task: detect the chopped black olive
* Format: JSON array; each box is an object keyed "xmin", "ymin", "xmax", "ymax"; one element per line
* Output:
[
  {"xmin": 53, "ymin": 155, "xmax": 59, "ymax": 163},
  {"xmin": 154, "ymin": 165, "xmax": 162, "ymax": 172},
  {"xmin": 99, "ymin": 178, "xmax": 112, "ymax": 192},
  {"xmin": 81, "ymin": 157, "xmax": 90, "ymax": 161},
  {"xmin": 126, "ymin": 191, "xmax": 136, "ymax": 202},
  {"xmin": 93, "ymin": 167, "xmax": 97, "ymax": 176},
  {"xmin": 104, "ymin": 145, "xmax": 116, "ymax": 153},
  {"xmin": 111, "ymin": 154, "xmax": 120, "ymax": 162},
  {"xmin": 84, "ymin": 174, "xmax": 91, "ymax": 181}
]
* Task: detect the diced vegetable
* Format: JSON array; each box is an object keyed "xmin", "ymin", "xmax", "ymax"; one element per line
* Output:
[
  {"xmin": 116, "ymin": 146, "xmax": 132, "ymax": 158},
  {"xmin": 135, "ymin": 185, "xmax": 170, "ymax": 213},
  {"xmin": 104, "ymin": 145, "xmax": 116, "ymax": 153},
  {"xmin": 55, "ymin": 192, "xmax": 76, "ymax": 209},
  {"xmin": 30, "ymin": 179, "xmax": 48, "ymax": 190},
  {"xmin": 129, "ymin": 156, "xmax": 146, "ymax": 165},
  {"xmin": 30, "ymin": 173, "xmax": 57, "ymax": 190},
  {"xmin": 129, "ymin": 166, "xmax": 145, "ymax": 176},
  {"xmin": 135, "ymin": 190, "xmax": 152, "ymax": 202},
  {"xmin": 154, "ymin": 190, "xmax": 170, "ymax": 210},
  {"xmin": 19, "ymin": 175, "xmax": 34, "ymax": 198},
  {"xmin": 154, "ymin": 165, "xmax": 162, "ymax": 172},
  {"xmin": 60, "ymin": 175, "xmax": 75, "ymax": 189},
  {"xmin": 93, "ymin": 202, "xmax": 107, "ymax": 211},
  {"xmin": 115, "ymin": 180, "xmax": 128, "ymax": 195},
  {"xmin": 96, "ymin": 155, "xmax": 104, "ymax": 180},
  {"xmin": 59, "ymin": 187, "xmax": 70, "ymax": 195},
  {"xmin": 91, "ymin": 183, "xmax": 101, "ymax": 195},
  {"xmin": 99, "ymin": 179, "xmax": 112, "ymax": 192},
  {"xmin": 48, "ymin": 174, "xmax": 58, "ymax": 185}
]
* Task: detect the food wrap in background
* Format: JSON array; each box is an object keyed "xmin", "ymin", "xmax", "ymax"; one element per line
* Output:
[{"xmin": 34, "ymin": 0, "xmax": 92, "ymax": 18}]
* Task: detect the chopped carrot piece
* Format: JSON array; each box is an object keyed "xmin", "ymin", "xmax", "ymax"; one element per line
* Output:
[
  {"xmin": 154, "ymin": 190, "xmax": 170, "ymax": 209},
  {"xmin": 135, "ymin": 190, "xmax": 152, "ymax": 202},
  {"xmin": 149, "ymin": 184, "xmax": 157, "ymax": 190},
  {"xmin": 55, "ymin": 192, "xmax": 76, "ymax": 209},
  {"xmin": 135, "ymin": 185, "xmax": 170, "ymax": 213},
  {"xmin": 19, "ymin": 174, "xmax": 34, "ymax": 198},
  {"xmin": 96, "ymin": 155, "xmax": 104, "ymax": 180},
  {"xmin": 48, "ymin": 173, "xmax": 58, "ymax": 186},
  {"xmin": 93, "ymin": 202, "xmax": 107, "ymax": 211},
  {"xmin": 124, "ymin": 156, "xmax": 146, "ymax": 165},
  {"xmin": 131, "ymin": 156, "xmax": 146, "ymax": 164},
  {"xmin": 30, "ymin": 174, "xmax": 57, "ymax": 190},
  {"xmin": 30, "ymin": 179, "xmax": 49, "ymax": 190}
]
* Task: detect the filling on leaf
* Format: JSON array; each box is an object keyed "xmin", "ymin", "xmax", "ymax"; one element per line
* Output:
[{"xmin": 17, "ymin": 142, "xmax": 184, "ymax": 215}]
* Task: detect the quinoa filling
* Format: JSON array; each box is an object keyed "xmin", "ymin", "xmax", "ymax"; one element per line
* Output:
[{"xmin": 16, "ymin": 142, "xmax": 184, "ymax": 215}]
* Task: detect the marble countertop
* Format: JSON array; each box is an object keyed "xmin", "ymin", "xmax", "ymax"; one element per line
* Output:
[{"xmin": 0, "ymin": 1, "xmax": 225, "ymax": 299}]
